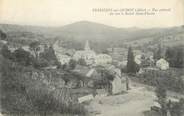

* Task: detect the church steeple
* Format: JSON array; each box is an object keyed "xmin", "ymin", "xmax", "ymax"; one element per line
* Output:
[{"xmin": 84, "ymin": 40, "xmax": 90, "ymax": 51}]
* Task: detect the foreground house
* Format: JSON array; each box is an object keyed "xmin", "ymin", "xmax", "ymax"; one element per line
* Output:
[
  {"xmin": 72, "ymin": 65, "xmax": 101, "ymax": 87},
  {"xmin": 106, "ymin": 65, "xmax": 127, "ymax": 94},
  {"xmin": 111, "ymin": 75, "xmax": 123, "ymax": 94},
  {"xmin": 72, "ymin": 64, "xmax": 128, "ymax": 95}
]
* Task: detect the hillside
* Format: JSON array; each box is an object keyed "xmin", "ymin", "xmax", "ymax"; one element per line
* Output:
[
  {"xmin": 0, "ymin": 55, "xmax": 87, "ymax": 115},
  {"xmin": 0, "ymin": 21, "xmax": 183, "ymax": 51}
]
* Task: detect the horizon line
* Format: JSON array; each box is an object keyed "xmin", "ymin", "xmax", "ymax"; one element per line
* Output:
[{"xmin": 0, "ymin": 20, "xmax": 183, "ymax": 29}]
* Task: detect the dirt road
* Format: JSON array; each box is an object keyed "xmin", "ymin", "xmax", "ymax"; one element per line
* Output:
[{"xmin": 88, "ymin": 86, "xmax": 156, "ymax": 116}]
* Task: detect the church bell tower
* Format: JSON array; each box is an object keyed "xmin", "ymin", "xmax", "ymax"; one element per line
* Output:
[{"xmin": 84, "ymin": 40, "xmax": 90, "ymax": 51}]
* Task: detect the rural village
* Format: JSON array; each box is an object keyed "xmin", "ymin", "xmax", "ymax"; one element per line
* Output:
[{"xmin": 0, "ymin": 21, "xmax": 184, "ymax": 116}]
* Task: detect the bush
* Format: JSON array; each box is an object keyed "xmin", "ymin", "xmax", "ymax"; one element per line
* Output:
[
  {"xmin": 127, "ymin": 47, "xmax": 140, "ymax": 74},
  {"xmin": 13, "ymin": 48, "xmax": 33, "ymax": 66},
  {"xmin": 39, "ymin": 46, "xmax": 58, "ymax": 66},
  {"xmin": 137, "ymin": 69, "xmax": 184, "ymax": 93},
  {"xmin": 32, "ymin": 58, "xmax": 49, "ymax": 68},
  {"xmin": 69, "ymin": 59, "xmax": 77, "ymax": 70},
  {"xmin": 78, "ymin": 58, "xmax": 86, "ymax": 66},
  {"xmin": 1, "ymin": 45, "xmax": 13, "ymax": 60},
  {"xmin": 165, "ymin": 46, "xmax": 184, "ymax": 68},
  {"xmin": 0, "ymin": 30, "xmax": 7, "ymax": 40},
  {"xmin": 0, "ymin": 57, "xmax": 87, "ymax": 115}
]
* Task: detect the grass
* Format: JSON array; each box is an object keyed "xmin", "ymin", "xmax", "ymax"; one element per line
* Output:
[
  {"xmin": 135, "ymin": 67, "xmax": 184, "ymax": 94},
  {"xmin": 0, "ymin": 57, "xmax": 87, "ymax": 116}
]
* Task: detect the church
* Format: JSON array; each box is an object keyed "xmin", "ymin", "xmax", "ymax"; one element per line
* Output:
[
  {"xmin": 73, "ymin": 40, "xmax": 112, "ymax": 66},
  {"xmin": 73, "ymin": 40, "xmax": 96, "ymax": 65},
  {"xmin": 53, "ymin": 39, "xmax": 112, "ymax": 66}
]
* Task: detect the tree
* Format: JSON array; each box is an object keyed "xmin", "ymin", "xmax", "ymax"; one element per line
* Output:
[
  {"xmin": 170, "ymin": 98, "xmax": 184, "ymax": 116},
  {"xmin": 1, "ymin": 44, "xmax": 12, "ymax": 59},
  {"xmin": 32, "ymin": 57, "xmax": 50, "ymax": 69},
  {"xmin": 155, "ymin": 85, "xmax": 167, "ymax": 116},
  {"xmin": 29, "ymin": 41, "xmax": 40, "ymax": 59},
  {"xmin": 62, "ymin": 64, "xmax": 67, "ymax": 70},
  {"xmin": 179, "ymin": 98, "xmax": 184, "ymax": 115},
  {"xmin": 13, "ymin": 48, "xmax": 33, "ymax": 66},
  {"xmin": 78, "ymin": 58, "xmax": 86, "ymax": 66},
  {"xmin": 165, "ymin": 46, "xmax": 184, "ymax": 68},
  {"xmin": 93, "ymin": 70, "xmax": 113, "ymax": 93},
  {"xmin": 39, "ymin": 46, "xmax": 58, "ymax": 66},
  {"xmin": 69, "ymin": 59, "xmax": 77, "ymax": 70},
  {"xmin": 127, "ymin": 47, "xmax": 139, "ymax": 74},
  {"xmin": 0, "ymin": 30, "xmax": 7, "ymax": 40},
  {"xmin": 165, "ymin": 47, "xmax": 174, "ymax": 66},
  {"xmin": 154, "ymin": 43, "xmax": 162, "ymax": 60},
  {"xmin": 176, "ymin": 48, "xmax": 183, "ymax": 68}
]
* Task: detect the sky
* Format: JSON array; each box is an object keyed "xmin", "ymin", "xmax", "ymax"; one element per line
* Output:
[{"xmin": 0, "ymin": 0, "xmax": 183, "ymax": 28}]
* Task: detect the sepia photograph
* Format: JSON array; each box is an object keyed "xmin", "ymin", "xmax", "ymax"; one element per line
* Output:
[{"xmin": 0, "ymin": 0, "xmax": 184, "ymax": 116}]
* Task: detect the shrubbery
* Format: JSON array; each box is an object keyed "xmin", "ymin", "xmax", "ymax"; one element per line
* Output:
[
  {"xmin": 137, "ymin": 69, "xmax": 184, "ymax": 93},
  {"xmin": 127, "ymin": 47, "xmax": 140, "ymax": 74},
  {"xmin": 0, "ymin": 56, "xmax": 87, "ymax": 115},
  {"xmin": 155, "ymin": 85, "xmax": 184, "ymax": 116},
  {"xmin": 1, "ymin": 44, "xmax": 60, "ymax": 69},
  {"xmin": 165, "ymin": 45, "xmax": 184, "ymax": 68}
]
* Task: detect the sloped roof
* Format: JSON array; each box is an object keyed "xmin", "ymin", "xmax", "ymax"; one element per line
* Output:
[
  {"xmin": 86, "ymin": 68, "xmax": 95, "ymax": 77},
  {"xmin": 73, "ymin": 65, "xmax": 90, "ymax": 76}
]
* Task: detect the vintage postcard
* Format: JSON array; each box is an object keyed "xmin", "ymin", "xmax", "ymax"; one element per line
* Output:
[{"xmin": 0, "ymin": 0, "xmax": 184, "ymax": 116}]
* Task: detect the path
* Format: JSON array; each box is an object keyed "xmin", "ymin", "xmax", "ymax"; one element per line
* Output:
[{"xmin": 88, "ymin": 86, "xmax": 156, "ymax": 116}]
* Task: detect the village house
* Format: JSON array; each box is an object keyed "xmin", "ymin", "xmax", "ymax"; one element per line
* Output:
[
  {"xmin": 53, "ymin": 40, "xmax": 114, "ymax": 66},
  {"xmin": 138, "ymin": 67, "xmax": 159, "ymax": 74},
  {"xmin": 72, "ymin": 64, "xmax": 101, "ymax": 87},
  {"xmin": 95, "ymin": 54, "xmax": 112, "ymax": 66},
  {"xmin": 72, "ymin": 65, "xmax": 91, "ymax": 77},
  {"xmin": 156, "ymin": 58, "xmax": 169, "ymax": 70},
  {"xmin": 0, "ymin": 40, "xmax": 7, "ymax": 45},
  {"xmin": 72, "ymin": 64, "xmax": 128, "ymax": 95},
  {"xmin": 35, "ymin": 44, "xmax": 46, "ymax": 57},
  {"xmin": 7, "ymin": 42, "xmax": 21, "ymax": 52},
  {"xmin": 53, "ymin": 40, "xmax": 75, "ymax": 56},
  {"xmin": 133, "ymin": 49, "xmax": 142, "ymax": 56},
  {"xmin": 53, "ymin": 40, "xmax": 74, "ymax": 65},
  {"xmin": 56, "ymin": 54, "xmax": 71, "ymax": 65},
  {"xmin": 73, "ymin": 41, "xmax": 114, "ymax": 66},
  {"xmin": 107, "ymin": 47, "xmax": 127, "ymax": 61},
  {"xmin": 8, "ymin": 46, "xmax": 18, "ymax": 52},
  {"xmin": 117, "ymin": 60, "xmax": 127, "ymax": 68},
  {"xmin": 135, "ymin": 53, "xmax": 154, "ymax": 67},
  {"xmin": 21, "ymin": 43, "xmax": 46, "ymax": 58},
  {"xmin": 22, "ymin": 45, "xmax": 30, "ymax": 52},
  {"xmin": 107, "ymin": 47, "xmax": 154, "ymax": 67},
  {"xmin": 134, "ymin": 54, "xmax": 142, "ymax": 65},
  {"xmin": 22, "ymin": 45, "xmax": 35, "ymax": 56}
]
